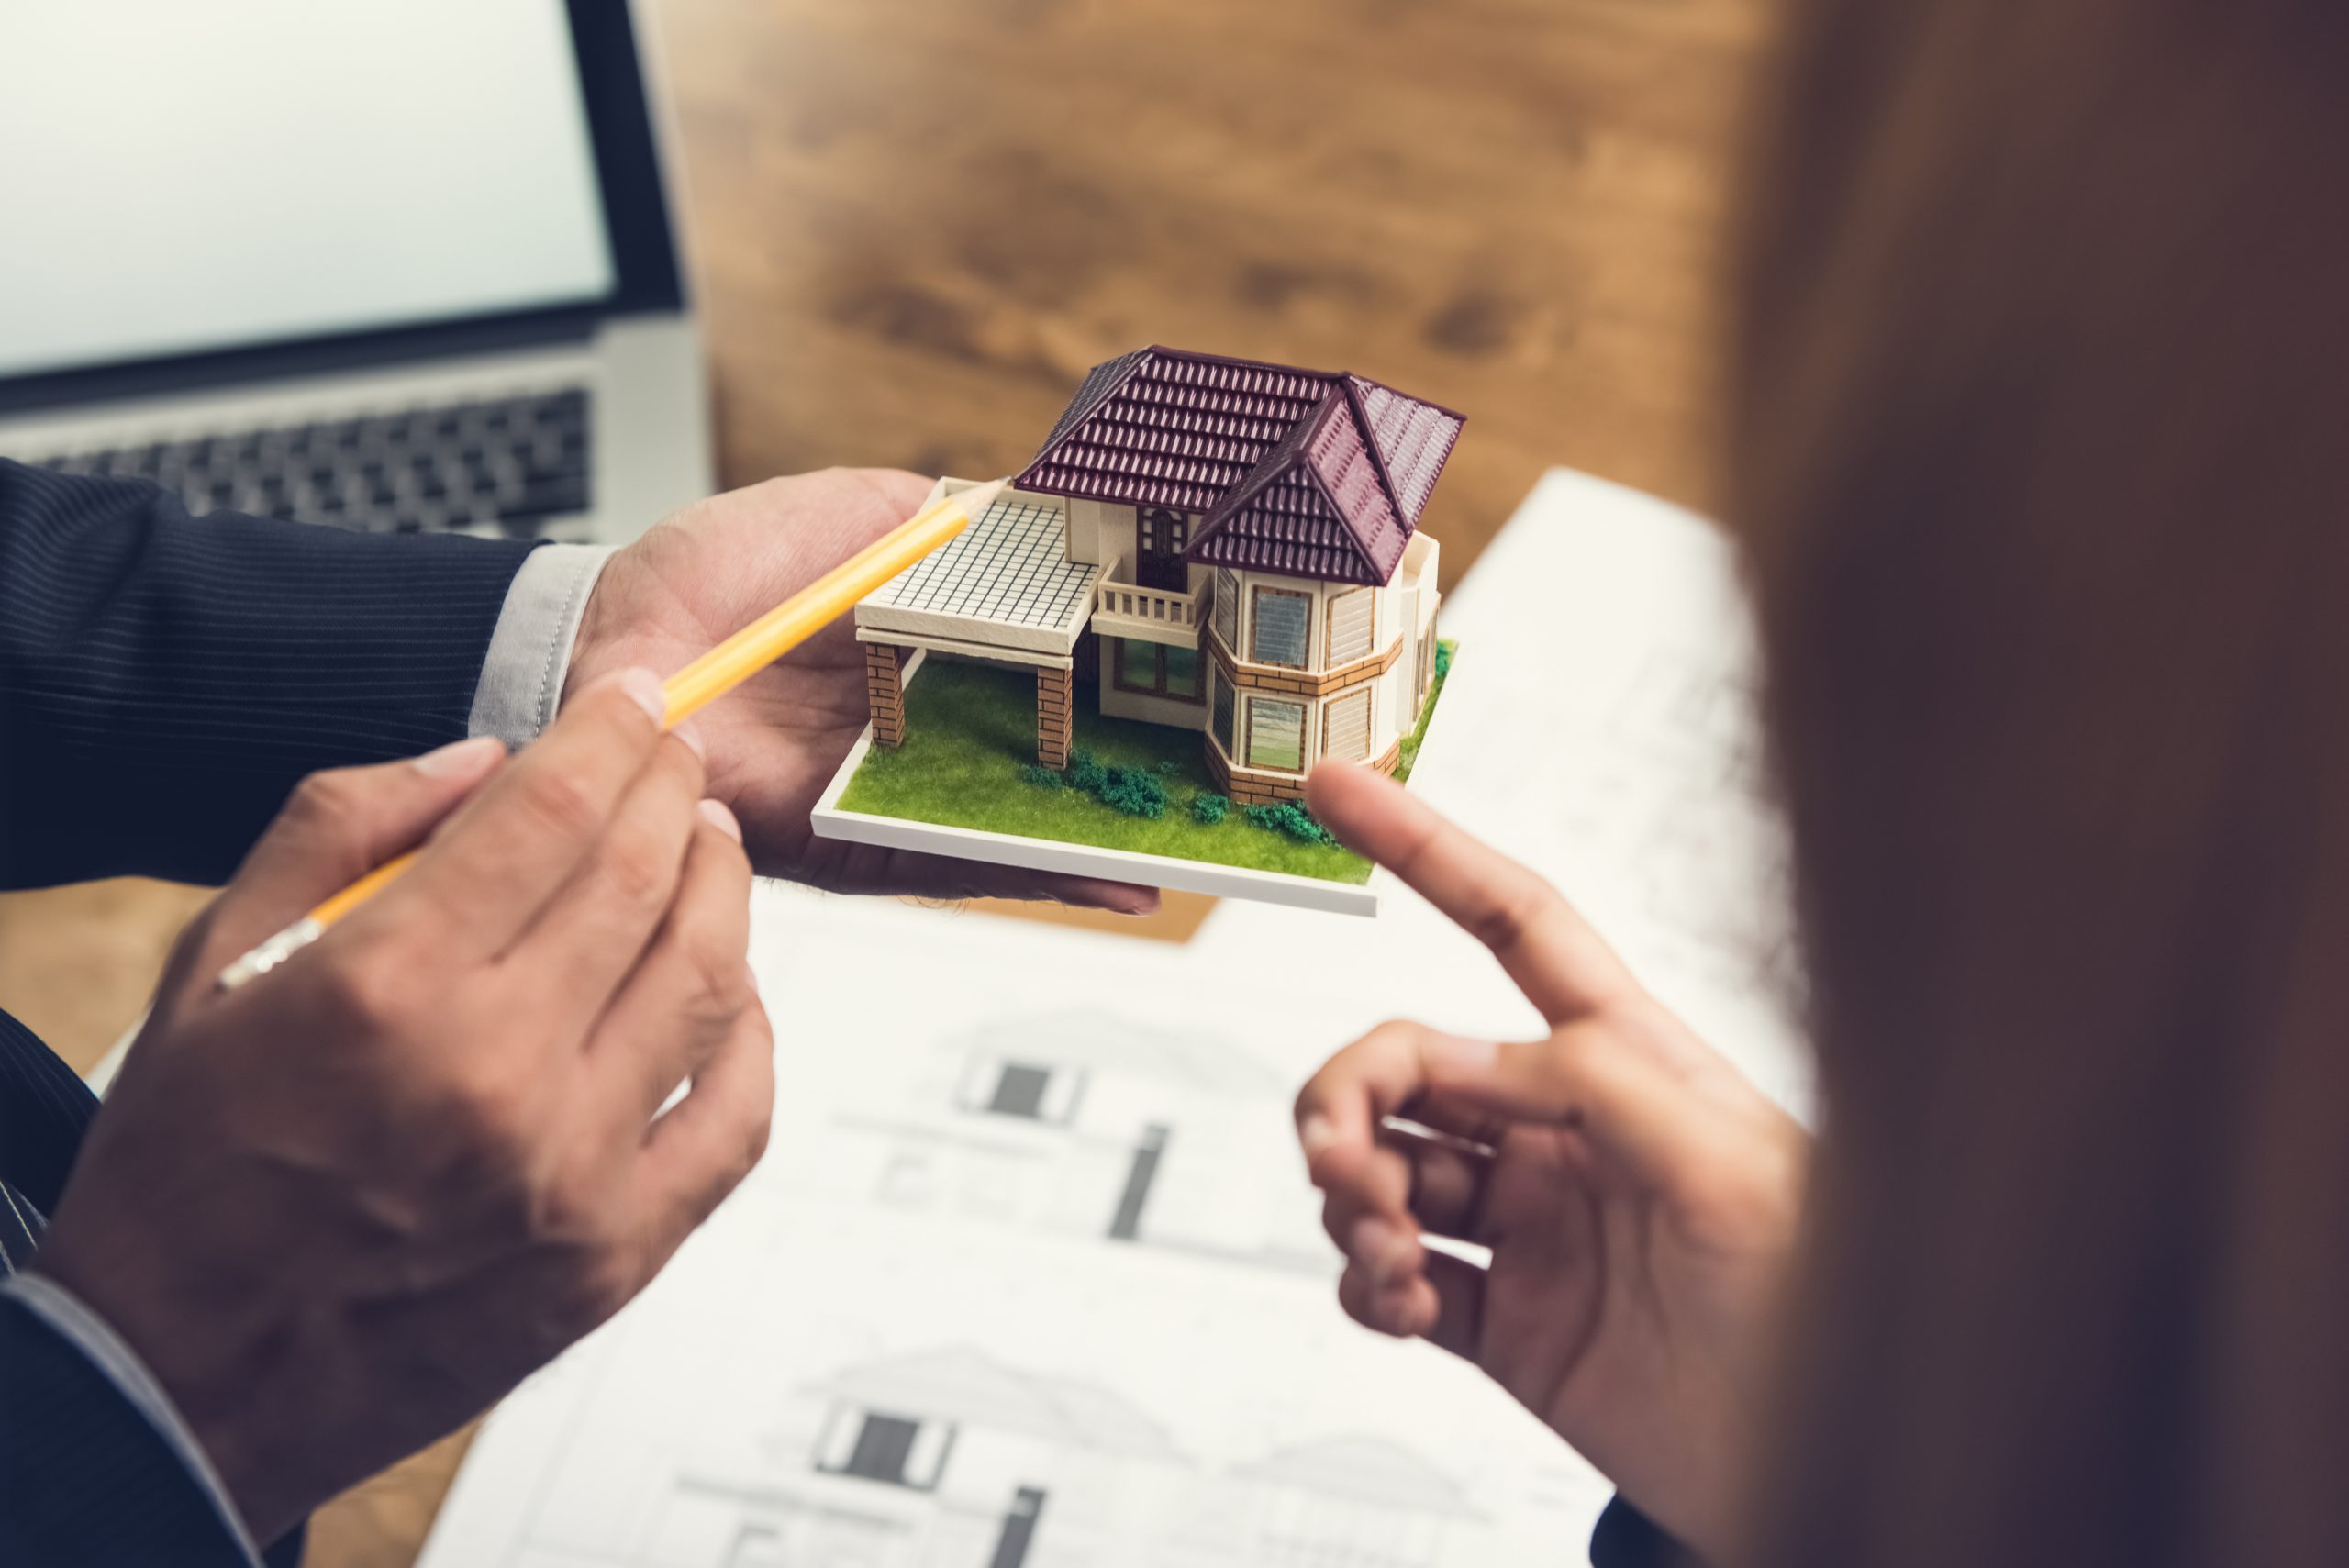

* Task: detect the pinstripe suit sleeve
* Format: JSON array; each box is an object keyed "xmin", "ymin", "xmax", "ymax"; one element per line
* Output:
[
  {"xmin": 0, "ymin": 458, "xmax": 540, "ymax": 891},
  {"xmin": 0, "ymin": 1287, "xmax": 262, "ymax": 1567}
]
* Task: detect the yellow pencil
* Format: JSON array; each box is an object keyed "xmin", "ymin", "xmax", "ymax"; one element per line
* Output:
[{"xmin": 217, "ymin": 478, "xmax": 1005, "ymax": 991}]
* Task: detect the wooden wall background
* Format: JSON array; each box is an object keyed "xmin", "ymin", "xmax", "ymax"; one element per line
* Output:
[{"xmin": 0, "ymin": 1, "xmax": 1775, "ymax": 1561}]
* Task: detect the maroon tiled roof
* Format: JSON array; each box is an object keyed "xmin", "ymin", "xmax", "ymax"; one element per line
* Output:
[{"xmin": 1013, "ymin": 347, "xmax": 1463, "ymax": 584}]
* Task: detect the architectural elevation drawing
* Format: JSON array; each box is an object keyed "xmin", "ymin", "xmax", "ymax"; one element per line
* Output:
[
  {"xmin": 815, "ymin": 1000, "xmax": 1332, "ymax": 1275},
  {"xmin": 638, "ymin": 1344, "xmax": 1183, "ymax": 1568},
  {"xmin": 1231, "ymin": 1436, "xmax": 1485, "ymax": 1566}
]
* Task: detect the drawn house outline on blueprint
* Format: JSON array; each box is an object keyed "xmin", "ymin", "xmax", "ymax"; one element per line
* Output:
[
  {"xmin": 826, "ymin": 1005, "xmax": 1330, "ymax": 1273},
  {"xmin": 1230, "ymin": 1435, "xmax": 1484, "ymax": 1566},
  {"xmin": 654, "ymin": 1343, "xmax": 1183, "ymax": 1568},
  {"xmin": 948, "ymin": 1006, "xmax": 1282, "ymax": 1242}
]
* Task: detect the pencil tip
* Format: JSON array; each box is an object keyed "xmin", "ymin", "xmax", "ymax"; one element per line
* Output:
[{"xmin": 951, "ymin": 476, "xmax": 1009, "ymax": 517}]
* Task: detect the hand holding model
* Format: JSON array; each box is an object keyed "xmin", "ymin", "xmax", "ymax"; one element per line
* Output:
[
  {"xmin": 1295, "ymin": 762, "xmax": 1808, "ymax": 1564},
  {"xmin": 32, "ymin": 672, "xmax": 771, "ymax": 1547},
  {"xmin": 569, "ymin": 468, "xmax": 1158, "ymax": 913}
]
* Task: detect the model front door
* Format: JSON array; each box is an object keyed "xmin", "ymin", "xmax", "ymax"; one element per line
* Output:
[{"xmin": 1137, "ymin": 507, "xmax": 1189, "ymax": 591}]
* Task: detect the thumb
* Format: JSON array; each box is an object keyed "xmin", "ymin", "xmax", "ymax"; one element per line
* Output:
[
  {"xmin": 182, "ymin": 737, "xmax": 508, "ymax": 985},
  {"xmin": 1423, "ymin": 1024, "xmax": 1717, "ymax": 1192}
]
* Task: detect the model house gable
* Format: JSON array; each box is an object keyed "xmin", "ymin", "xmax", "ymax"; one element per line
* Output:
[{"xmin": 1188, "ymin": 393, "xmax": 1405, "ymax": 586}]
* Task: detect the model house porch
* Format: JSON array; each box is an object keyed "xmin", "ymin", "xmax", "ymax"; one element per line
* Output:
[{"xmin": 854, "ymin": 481, "xmax": 1212, "ymax": 771}]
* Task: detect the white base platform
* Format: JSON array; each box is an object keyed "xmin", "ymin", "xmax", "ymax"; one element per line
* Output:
[{"xmin": 809, "ymin": 729, "xmax": 1382, "ymax": 917}]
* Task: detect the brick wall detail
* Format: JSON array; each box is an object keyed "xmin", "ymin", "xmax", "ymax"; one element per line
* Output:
[{"xmin": 865, "ymin": 642, "xmax": 907, "ymax": 748}]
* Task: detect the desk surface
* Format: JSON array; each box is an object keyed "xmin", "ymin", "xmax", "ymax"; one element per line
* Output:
[{"xmin": 0, "ymin": 1, "xmax": 1769, "ymax": 1562}]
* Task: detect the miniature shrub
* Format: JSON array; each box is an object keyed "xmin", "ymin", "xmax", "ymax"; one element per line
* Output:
[
  {"xmin": 1067, "ymin": 748, "xmax": 1108, "ymax": 795},
  {"xmin": 1097, "ymin": 765, "xmax": 1169, "ymax": 819},
  {"xmin": 1017, "ymin": 762, "xmax": 1065, "ymax": 789},
  {"xmin": 1191, "ymin": 792, "xmax": 1229, "ymax": 826},
  {"xmin": 1434, "ymin": 640, "xmax": 1454, "ymax": 680},
  {"xmin": 1244, "ymin": 801, "xmax": 1337, "ymax": 847}
]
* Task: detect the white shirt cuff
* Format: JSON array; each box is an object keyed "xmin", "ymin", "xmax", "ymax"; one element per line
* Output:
[
  {"xmin": 3, "ymin": 1272, "xmax": 264, "ymax": 1567},
  {"xmin": 468, "ymin": 543, "xmax": 616, "ymax": 747}
]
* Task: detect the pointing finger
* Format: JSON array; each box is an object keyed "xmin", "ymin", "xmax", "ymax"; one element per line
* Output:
[{"xmin": 1306, "ymin": 762, "xmax": 1633, "ymax": 1025}]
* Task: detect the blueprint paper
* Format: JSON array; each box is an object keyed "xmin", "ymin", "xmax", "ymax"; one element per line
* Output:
[{"xmin": 418, "ymin": 469, "xmax": 1807, "ymax": 1568}]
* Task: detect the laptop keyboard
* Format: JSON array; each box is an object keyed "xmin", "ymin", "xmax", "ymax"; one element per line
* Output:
[{"xmin": 20, "ymin": 387, "xmax": 592, "ymax": 538}]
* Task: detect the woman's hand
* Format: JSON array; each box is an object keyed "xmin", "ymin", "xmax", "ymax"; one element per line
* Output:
[{"xmin": 1296, "ymin": 762, "xmax": 1807, "ymax": 1562}]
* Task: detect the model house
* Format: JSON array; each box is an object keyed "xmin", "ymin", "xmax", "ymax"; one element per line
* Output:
[{"xmin": 857, "ymin": 347, "xmax": 1461, "ymax": 804}]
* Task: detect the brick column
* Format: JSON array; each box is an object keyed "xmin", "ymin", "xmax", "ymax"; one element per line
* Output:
[
  {"xmin": 865, "ymin": 642, "xmax": 907, "ymax": 748},
  {"xmin": 1036, "ymin": 665, "xmax": 1074, "ymax": 769}
]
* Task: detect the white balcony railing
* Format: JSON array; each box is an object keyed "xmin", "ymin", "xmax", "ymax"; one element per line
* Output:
[{"xmin": 1093, "ymin": 556, "xmax": 1207, "ymax": 644}]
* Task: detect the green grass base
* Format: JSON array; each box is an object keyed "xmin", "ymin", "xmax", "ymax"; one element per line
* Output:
[{"xmin": 835, "ymin": 643, "xmax": 1455, "ymax": 886}]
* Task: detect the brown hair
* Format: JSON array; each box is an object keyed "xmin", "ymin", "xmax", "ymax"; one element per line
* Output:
[{"xmin": 1731, "ymin": 3, "xmax": 2349, "ymax": 1565}]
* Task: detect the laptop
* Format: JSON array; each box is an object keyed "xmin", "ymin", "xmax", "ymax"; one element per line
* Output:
[{"xmin": 0, "ymin": 0, "xmax": 712, "ymax": 545}]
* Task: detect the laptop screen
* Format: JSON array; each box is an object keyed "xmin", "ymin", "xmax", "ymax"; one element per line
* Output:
[{"xmin": 0, "ymin": 0, "xmax": 618, "ymax": 381}]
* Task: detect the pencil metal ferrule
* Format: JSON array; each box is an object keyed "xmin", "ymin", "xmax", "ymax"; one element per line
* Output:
[{"xmin": 217, "ymin": 917, "xmax": 326, "ymax": 993}]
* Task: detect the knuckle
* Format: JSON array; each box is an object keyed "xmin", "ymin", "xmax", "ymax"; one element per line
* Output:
[
  {"xmin": 733, "ymin": 1041, "xmax": 776, "ymax": 1178},
  {"xmin": 1336, "ymin": 1265, "xmax": 1379, "ymax": 1329},
  {"xmin": 551, "ymin": 1238, "xmax": 641, "ymax": 1328},
  {"xmin": 1706, "ymin": 1118, "xmax": 1808, "ymax": 1231},
  {"xmin": 740, "ymin": 1102, "xmax": 774, "ymax": 1176},
  {"xmin": 700, "ymin": 815, "xmax": 752, "ymax": 874},
  {"xmin": 599, "ymin": 824, "xmax": 679, "ymax": 907},
  {"xmin": 1465, "ymin": 875, "xmax": 1561, "ymax": 956},
  {"xmin": 432, "ymin": 1055, "xmax": 542, "ymax": 1162},
  {"xmin": 676, "ymin": 914, "xmax": 751, "ymax": 1018},
  {"xmin": 1363, "ymin": 1017, "xmax": 1431, "ymax": 1053},
  {"xmin": 509, "ymin": 766, "xmax": 607, "ymax": 847},
  {"xmin": 1542, "ymin": 1023, "xmax": 1598, "ymax": 1076},
  {"xmin": 165, "ymin": 906, "xmax": 223, "ymax": 983},
  {"xmin": 318, "ymin": 946, "xmax": 417, "ymax": 1035},
  {"xmin": 284, "ymin": 767, "xmax": 370, "ymax": 837},
  {"xmin": 526, "ymin": 1156, "xmax": 607, "ymax": 1245},
  {"xmin": 659, "ymin": 729, "xmax": 707, "ymax": 792},
  {"xmin": 1534, "ymin": 1027, "xmax": 1609, "ymax": 1107}
]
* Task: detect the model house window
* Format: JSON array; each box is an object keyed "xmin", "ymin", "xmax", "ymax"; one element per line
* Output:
[
  {"xmin": 1247, "ymin": 696, "xmax": 1307, "ymax": 773},
  {"xmin": 1213, "ymin": 568, "xmax": 1239, "ymax": 650},
  {"xmin": 817, "ymin": 1409, "xmax": 954, "ymax": 1491},
  {"xmin": 1420, "ymin": 620, "xmax": 1438, "ymax": 699},
  {"xmin": 1111, "ymin": 639, "xmax": 1202, "ymax": 703},
  {"xmin": 1118, "ymin": 637, "xmax": 1155, "ymax": 691},
  {"xmin": 1327, "ymin": 588, "xmax": 1374, "ymax": 667},
  {"xmin": 1324, "ymin": 687, "xmax": 1372, "ymax": 762},
  {"xmin": 1164, "ymin": 644, "xmax": 1199, "ymax": 698},
  {"xmin": 1250, "ymin": 586, "xmax": 1310, "ymax": 668},
  {"xmin": 1211, "ymin": 670, "xmax": 1236, "ymax": 755}
]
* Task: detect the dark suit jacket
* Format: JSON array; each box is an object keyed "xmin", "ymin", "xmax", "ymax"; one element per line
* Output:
[{"xmin": 0, "ymin": 457, "xmax": 537, "ymax": 1565}]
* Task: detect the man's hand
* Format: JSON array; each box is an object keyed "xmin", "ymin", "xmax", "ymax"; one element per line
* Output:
[
  {"xmin": 569, "ymin": 469, "xmax": 1157, "ymax": 912},
  {"xmin": 34, "ymin": 671, "xmax": 773, "ymax": 1547},
  {"xmin": 1294, "ymin": 762, "xmax": 1807, "ymax": 1563}
]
